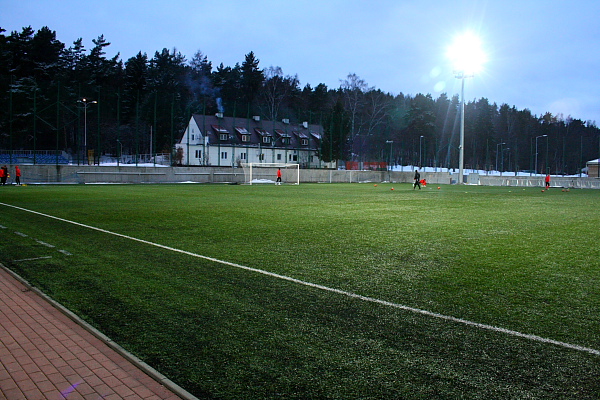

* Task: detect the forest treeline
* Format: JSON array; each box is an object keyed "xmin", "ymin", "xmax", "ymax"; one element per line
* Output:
[{"xmin": 0, "ymin": 25, "xmax": 598, "ymax": 173}]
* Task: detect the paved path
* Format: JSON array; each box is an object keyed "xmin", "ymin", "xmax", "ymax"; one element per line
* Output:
[{"xmin": 0, "ymin": 266, "xmax": 192, "ymax": 400}]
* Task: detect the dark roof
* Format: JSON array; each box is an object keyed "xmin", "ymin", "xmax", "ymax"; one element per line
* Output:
[{"xmin": 187, "ymin": 114, "xmax": 322, "ymax": 149}]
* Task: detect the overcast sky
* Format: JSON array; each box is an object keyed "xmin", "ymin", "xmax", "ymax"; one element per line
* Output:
[{"xmin": 2, "ymin": 0, "xmax": 599, "ymax": 124}]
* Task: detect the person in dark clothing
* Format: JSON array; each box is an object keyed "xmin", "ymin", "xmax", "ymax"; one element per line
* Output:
[{"xmin": 413, "ymin": 168, "xmax": 421, "ymax": 190}]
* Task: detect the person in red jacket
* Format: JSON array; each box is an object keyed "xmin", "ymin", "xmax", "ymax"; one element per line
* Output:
[
  {"xmin": 545, "ymin": 173, "xmax": 550, "ymax": 189},
  {"xmin": 0, "ymin": 165, "xmax": 6, "ymax": 186},
  {"xmin": 15, "ymin": 165, "xmax": 21, "ymax": 186},
  {"xmin": 276, "ymin": 168, "xmax": 282, "ymax": 185}
]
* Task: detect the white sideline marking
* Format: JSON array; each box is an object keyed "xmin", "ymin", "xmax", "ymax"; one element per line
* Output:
[
  {"xmin": 14, "ymin": 256, "xmax": 52, "ymax": 262},
  {"xmin": 35, "ymin": 240, "xmax": 56, "ymax": 248},
  {"xmin": 2, "ymin": 201, "xmax": 599, "ymax": 357}
]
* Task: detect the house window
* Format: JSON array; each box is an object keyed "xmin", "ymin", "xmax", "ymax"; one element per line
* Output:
[
  {"xmin": 289, "ymin": 154, "xmax": 298, "ymax": 161},
  {"xmin": 262, "ymin": 136, "xmax": 271, "ymax": 144},
  {"xmin": 195, "ymin": 150, "xmax": 202, "ymax": 158},
  {"xmin": 220, "ymin": 133, "xmax": 228, "ymax": 141},
  {"xmin": 259, "ymin": 153, "xmax": 265, "ymax": 161},
  {"xmin": 242, "ymin": 135, "xmax": 250, "ymax": 142},
  {"xmin": 282, "ymin": 137, "xmax": 290, "ymax": 145},
  {"xmin": 277, "ymin": 154, "xmax": 282, "ymax": 161},
  {"xmin": 240, "ymin": 153, "xmax": 247, "ymax": 160},
  {"xmin": 301, "ymin": 138, "xmax": 308, "ymax": 146},
  {"xmin": 221, "ymin": 152, "xmax": 228, "ymax": 159}
]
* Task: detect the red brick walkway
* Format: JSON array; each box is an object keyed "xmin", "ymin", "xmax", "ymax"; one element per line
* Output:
[{"xmin": 0, "ymin": 266, "xmax": 191, "ymax": 400}]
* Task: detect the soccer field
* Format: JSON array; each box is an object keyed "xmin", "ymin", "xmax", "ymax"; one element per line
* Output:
[{"xmin": 1, "ymin": 183, "xmax": 599, "ymax": 399}]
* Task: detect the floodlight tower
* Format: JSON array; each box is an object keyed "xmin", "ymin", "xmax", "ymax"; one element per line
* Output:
[
  {"xmin": 78, "ymin": 98, "xmax": 98, "ymax": 164},
  {"xmin": 447, "ymin": 32, "xmax": 486, "ymax": 183},
  {"xmin": 535, "ymin": 134, "xmax": 548, "ymax": 175},
  {"xmin": 385, "ymin": 140, "xmax": 394, "ymax": 171}
]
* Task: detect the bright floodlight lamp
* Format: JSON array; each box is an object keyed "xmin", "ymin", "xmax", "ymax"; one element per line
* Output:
[
  {"xmin": 447, "ymin": 32, "xmax": 486, "ymax": 76},
  {"xmin": 447, "ymin": 32, "xmax": 486, "ymax": 184}
]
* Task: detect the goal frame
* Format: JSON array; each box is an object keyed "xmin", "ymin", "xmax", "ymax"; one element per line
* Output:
[{"xmin": 242, "ymin": 162, "xmax": 300, "ymax": 185}]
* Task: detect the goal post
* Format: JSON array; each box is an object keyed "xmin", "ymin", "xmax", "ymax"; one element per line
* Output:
[{"xmin": 241, "ymin": 163, "xmax": 300, "ymax": 185}]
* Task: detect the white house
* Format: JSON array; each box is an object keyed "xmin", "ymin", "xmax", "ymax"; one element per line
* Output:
[{"xmin": 176, "ymin": 114, "xmax": 325, "ymax": 168}]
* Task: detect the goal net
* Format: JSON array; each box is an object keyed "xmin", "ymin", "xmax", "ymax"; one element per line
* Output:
[{"xmin": 241, "ymin": 163, "xmax": 300, "ymax": 185}]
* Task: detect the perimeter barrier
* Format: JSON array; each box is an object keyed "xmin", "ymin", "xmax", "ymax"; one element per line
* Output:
[{"xmin": 2, "ymin": 165, "xmax": 598, "ymax": 188}]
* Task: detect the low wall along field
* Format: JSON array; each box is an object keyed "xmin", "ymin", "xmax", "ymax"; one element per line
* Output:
[{"xmin": 3, "ymin": 164, "xmax": 600, "ymax": 188}]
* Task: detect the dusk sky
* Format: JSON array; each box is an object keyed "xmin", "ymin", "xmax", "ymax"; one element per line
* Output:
[{"xmin": 2, "ymin": 0, "xmax": 599, "ymax": 124}]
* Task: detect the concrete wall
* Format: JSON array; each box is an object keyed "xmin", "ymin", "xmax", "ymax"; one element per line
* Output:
[
  {"xmin": 479, "ymin": 175, "xmax": 600, "ymax": 189},
  {"xmin": 4, "ymin": 164, "xmax": 599, "ymax": 188},
  {"xmin": 7, "ymin": 165, "xmax": 245, "ymax": 184}
]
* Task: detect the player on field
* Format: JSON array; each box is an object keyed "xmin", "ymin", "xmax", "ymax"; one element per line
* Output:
[
  {"xmin": 413, "ymin": 168, "xmax": 421, "ymax": 190},
  {"xmin": 276, "ymin": 168, "xmax": 282, "ymax": 185}
]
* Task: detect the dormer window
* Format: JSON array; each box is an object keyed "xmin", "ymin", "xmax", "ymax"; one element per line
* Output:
[
  {"xmin": 295, "ymin": 131, "xmax": 309, "ymax": 146},
  {"xmin": 235, "ymin": 127, "xmax": 251, "ymax": 143},
  {"xmin": 212, "ymin": 125, "xmax": 230, "ymax": 142},
  {"xmin": 255, "ymin": 128, "xmax": 272, "ymax": 144}
]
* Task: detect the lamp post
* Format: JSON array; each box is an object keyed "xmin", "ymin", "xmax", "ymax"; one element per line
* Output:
[
  {"xmin": 535, "ymin": 134, "xmax": 547, "ymax": 175},
  {"xmin": 496, "ymin": 142, "xmax": 505, "ymax": 174},
  {"xmin": 385, "ymin": 140, "xmax": 393, "ymax": 171},
  {"xmin": 419, "ymin": 135, "xmax": 424, "ymax": 168},
  {"xmin": 78, "ymin": 98, "xmax": 97, "ymax": 165},
  {"xmin": 448, "ymin": 32, "xmax": 486, "ymax": 184},
  {"xmin": 117, "ymin": 139, "xmax": 123, "ymax": 166},
  {"xmin": 456, "ymin": 72, "xmax": 471, "ymax": 182},
  {"xmin": 503, "ymin": 147, "xmax": 510, "ymax": 173}
]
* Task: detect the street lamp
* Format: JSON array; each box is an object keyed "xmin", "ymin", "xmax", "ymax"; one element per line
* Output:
[
  {"xmin": 78, "ymin": 98, "xmax": 97, "ymax": 165},
  {"xmin": 419, "ymin": 135, "xmax": 424, "ymax": 168},
  {"xmin": 447, "ymin": 32, "xmax": 486, "ymax": 184},
  {"xmin": 535, "ymin": 134, "xmax": 548, "ymax": 175},
  {"xmin": 496, "ymin": 142, "xmax": 505, "ymax": 174},
  {"xmin": 117, "ymin": 139, "xmax": 123, "ymax": 166},
  {"xmin": 385, "ymin": 140, "xmax": 393, "ymax": 171},
  {"xmin": 503, "ymin": 147, "xmax": 510, "ymax": 173}
]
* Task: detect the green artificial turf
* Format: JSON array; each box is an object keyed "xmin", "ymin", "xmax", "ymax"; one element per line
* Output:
[{"xmin": 1, "ymin": 183, "xmax": 599, "ymax": 399}]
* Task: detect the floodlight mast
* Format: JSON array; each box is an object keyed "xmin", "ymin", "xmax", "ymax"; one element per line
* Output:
[
  {"xmin": 78, "ymin": 98, "xmax": 98, "ymax": 165},
  {"xmin": 448, "ymin": 32, "xmax": 485, "ymax": 184},
  {"xmin": 455, "ymin": 71, "xmax": 473, "ymax": 183},
  {"xmin": 535, "ymin": 134, "xmax": 548, "ymax": 175}
]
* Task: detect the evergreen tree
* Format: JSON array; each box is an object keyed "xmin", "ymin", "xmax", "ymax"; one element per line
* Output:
[
  {"xmin": 322, "ymin": 99, "xmax": 350, "ymax": 163},
  {"xmin": 406, "ymin": 93, "xmax": 436, "ymax": 166},
  {"xmin": 240, "ymin": 51, "xmax": 264, "ymax": 113},
  {"xmin": 189, "ymin": 50, "xmax": 214, "ymax": 113}
]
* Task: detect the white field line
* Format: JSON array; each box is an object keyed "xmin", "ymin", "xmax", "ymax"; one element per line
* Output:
[
  {"xmin": 2, "ymin": 201, "xmax": 599, "ymax": 357},
  {"xmin": 14, "ymin": 256, "xmax": 53, "ymax": 262}
]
